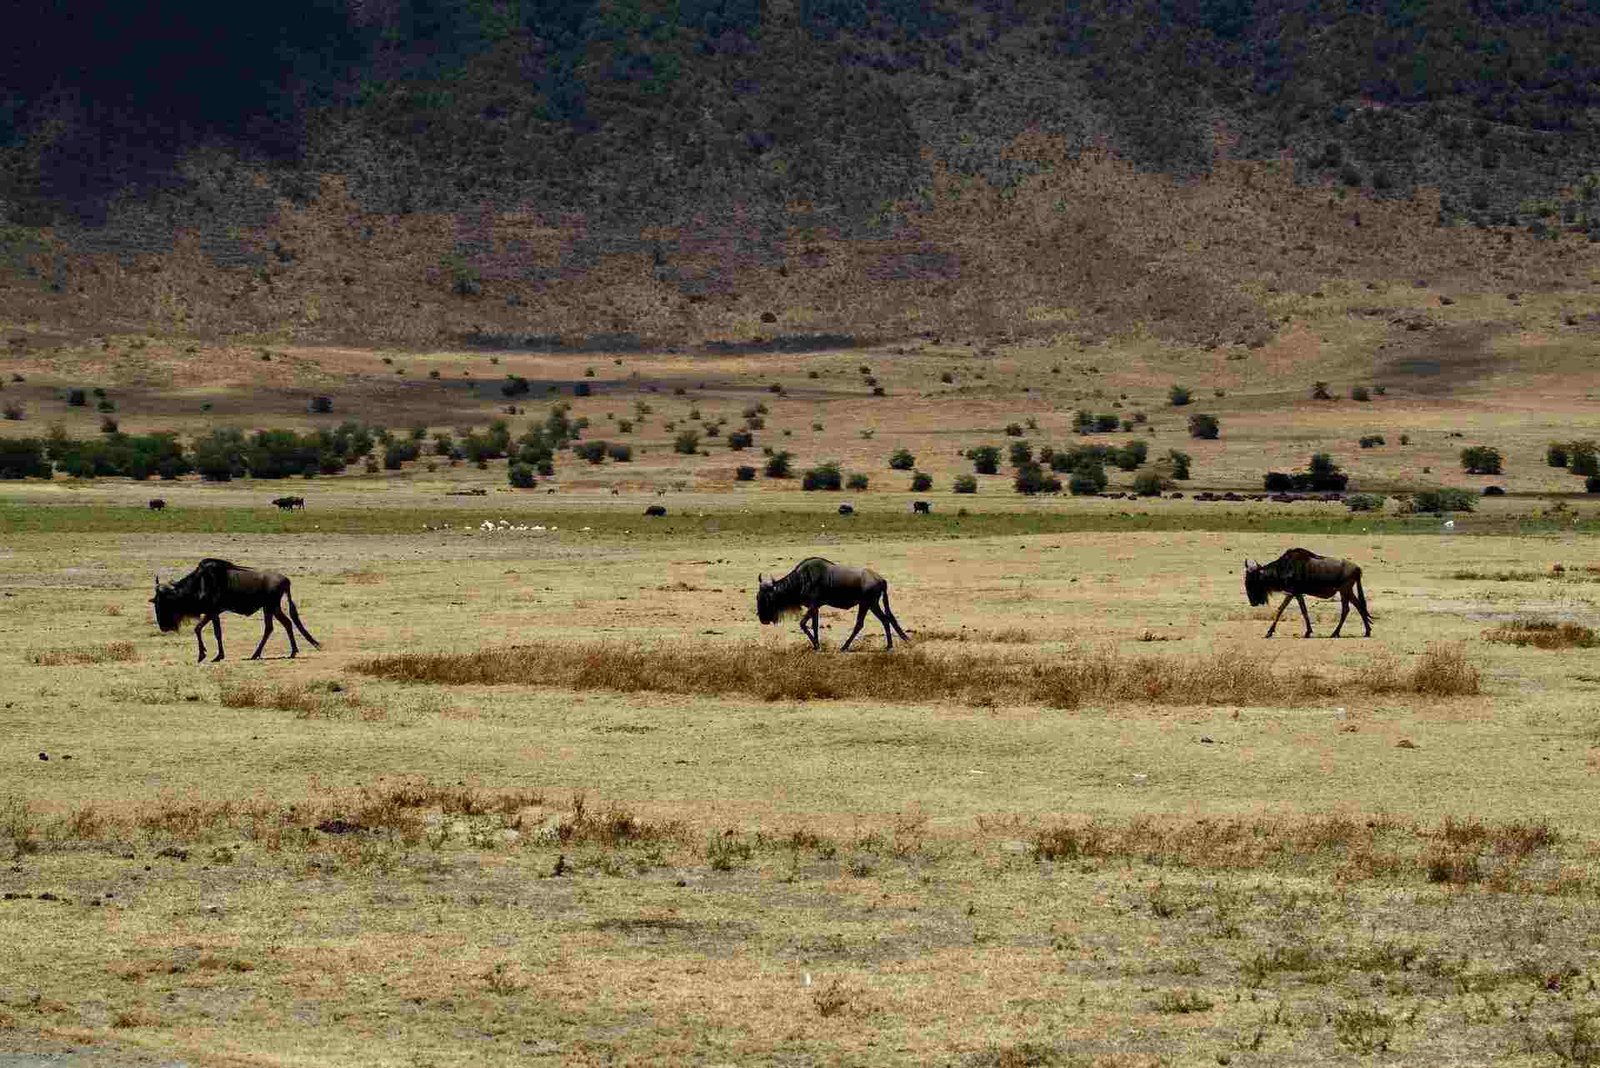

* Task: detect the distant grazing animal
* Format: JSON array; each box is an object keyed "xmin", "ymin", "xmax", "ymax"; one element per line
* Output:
[
  {"xmin": 912, "ymin": 500, "xmax": 931, "ymax": 514},
  {"xmin": 1244, "ymin": 548, "xmax": 1371, "ymax": 638},
  {"xmin": 147, "ymin": 499, "xmax": 166, "ymax": 511},
  {"xmin": 757, "ymin": 557, "xmax": 911, "ymax": 651},
  {"xmin": 644, "ymin": 505, "xmax": 667, "ymax": 517},
  {"xmin": 838, "ymin": 504, "xmax": 854, "ymax": 516},
  {"xmin": 1483, "ymin": 485, "xmax": 1505, "ymax": 496},
  {"xmin": 151, "ymin": 558, "xmax": 320, "ymax": 662},
  {"xmin": 272, "ymin": 496, "xmax": 305, "ymax": 511}
]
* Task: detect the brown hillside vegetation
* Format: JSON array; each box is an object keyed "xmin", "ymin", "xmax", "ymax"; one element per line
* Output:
[{"xmin": 4, "ymin": 142, "xmax": 1596, "ymax": 349}]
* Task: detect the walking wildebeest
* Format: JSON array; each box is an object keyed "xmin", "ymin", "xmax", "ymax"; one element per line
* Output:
[
  {"xmin": 151, "ymin": 558, "xmax": 321, "ymax": 662},
  {"xmin": 756, "ymin": 557, "xmax": 911, "ymax": 651},
  {"xmin": 912, "ymin": 500, "xmax": 931, "ymax": 514},
  {"xmin": 148, "ymin": 499, "xmax": 166, "ymax": 511},
  {"xmin": 1244, "ymin": 548, "xmax": 1371, "ymax": 638},
  {"xmin": 272, "ymin": 496, "xmax": 305, "ymax": 511},
  {"xmin": 838, "ymin": 504, "xmax": 855, "ymax": 516},
  {"xmin": 645, "ymin": 505, "xmax": 666, "ymax": 517}
]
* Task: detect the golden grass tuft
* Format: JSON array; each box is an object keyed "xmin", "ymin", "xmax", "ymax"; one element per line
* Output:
[
  {"xmin": 1484, "ymin": 618, "xmax": 1600, "ymax": 650},
  {"xmin": 218, "ymin": 679, "xmax": 363, "ymax": 718},
  {"xmin": 28, "ymin": 640, "xmax": 136, "ymax": 666},
  {"xmin": 352, "ymin": 641, "xmax": 1481, "ymax": 707}
]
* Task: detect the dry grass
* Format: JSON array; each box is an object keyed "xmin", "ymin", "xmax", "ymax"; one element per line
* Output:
[
  {"xmin": 218, "ymin": 678, "xmax": 364, "ymax": 718},
  {"xmin": 1484, "ymin": 618, "xmax": 1600, "ymax": 650},
  {"xmin": 27, "ymin": 639, "xmax": 135, "ymax": 666},
  {"xmin": 352, "ymin": 641, "xmax": 1483, "ymax": 707}
]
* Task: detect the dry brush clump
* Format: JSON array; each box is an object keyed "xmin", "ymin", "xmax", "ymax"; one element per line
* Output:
[
  {"xmin": 27, "ymin": 640, "xmax": 136, "ymax": 666},
  {"xmin": 218, "ymin": 678, "xmax": 366, "ymax": 719},
  {"xmin": 1485, "ymin": 618, "xmax": 1600, "ymax": 650},
  {"xmin": 352, "ymin": 642, "xmax": 1483, "ymax": 708}
]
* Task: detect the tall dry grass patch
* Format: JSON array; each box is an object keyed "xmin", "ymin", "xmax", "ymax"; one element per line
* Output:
[
  {"xmin": 1484, "ymin": 618, "xmax": 1599, "ymax": 650},
  {"xmin": 219, "ymin": 678, "xmax": 365, "ymax": 719},
  {"xmin": 353, "ymin": 642, "xmax": 1484, "ymax": 707},
  {"xmin": 28, "ymin": 640, "xmax": 136, "ymax": 666}
]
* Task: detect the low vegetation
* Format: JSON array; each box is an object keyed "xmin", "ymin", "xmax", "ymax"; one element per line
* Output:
[
  {"xmin": 1484, "ymin": 618, "xmax": 1600, "ymax": 649},
  {"xmin": 27, "ymin": 640, "xmax": 137, "ymax": 666}
]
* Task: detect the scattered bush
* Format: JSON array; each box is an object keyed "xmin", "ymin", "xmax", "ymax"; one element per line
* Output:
[
  {"xmin": 1351, "ymin": 386, "xmax": 1371, "ymax": 402},
  {"xmin": 1358, "ymin": 435, "xmax": 1385, "ymax": 448},
  {"xmin": 953, "ymin": 474, "xmax": 978, "ymax": 494},
  {"xmin": 846, "ymin": 472, "xmax": 869, "ymax": 491},
  {"xmin": 1399, "ymin": 433, "xmax": 1410, "ymax": 445},
  {"xmin": 1264, "ymin": 472, "xmax": 1294, "ymax": 492},
  {"xmin": 1168, "ymin": 385, "xmax": 1193, "ymax": 406},
  {"xmin": 572, "ymin": 440, "xmax": 607, "ymax": 464},
  {"xmin": 1004, "ymin": 423, "xmax": 1024, "ymax": 437},
  {"xmin": 802, "ymin": 462, "xmax": 843, "ymax": 491},
  {"xmin": 1572, "ymin": 442, "xmax": 1600, "ymax": 477},
  {"xmin": 1460, "ymin": 445, "xmax": 1503, "ymax": 474},
  {"xmin": 66, "ymin": 388, "xmax": 87, "ymax": 407},
  {"xmin": 968, "ymin": 445, "xmax": 1001, "ymax": 475},
  {"xmin": 1548, "ymin": 442, "xmax": 1571, "ymax": 467},
  {"xmin": 727, "ymin": 429, "xmax": 754, "ymax": 450},
  {"xmin": 308, "ymin": 395, "xmax": 333, "ymax": 414},
  {"xmin": 99, "ymin": 416, "xmax": 118, "ymax": 434},
  {"xmin": 574, "ymin": 382, "xmax": 592, "ymax": 397},
  {"xmin": 889, "ymin": 447, "xmax": 915, "ymax": 470},
  {"xmin": 2, "ymin": 402, "xmax": 22, "ymax": 420},
  {"xmin": 673, "ymin": 430, "xmax": 701, "ymax": 455},
  {"xmin": 508, "ymin": 463, "xmax": 537, "ymax": 488},
  {"xmin": 1406, "ymin": 488, "xmax": 1476, "ymax": 513},
  {"xmin": 1188, "ymin": 413, "xmax": 1220, "ymax": 439},
  {"xmin": 764, "ymin": 451, "xmax": 793, "ymax": 479},
  {"xmin": 1312, "ymin": 381, "xmax": 1333, "ymax": 400},
  {"xmin": 1008, "ymin": 440, "xmax": 1033, "ymax": 467},
  {"xmin": 735, "ymin": 465, "xmax": 756, "ymax": 482},
  {"xmin": 1345, "ymin": 493, "xmax": 1385, "ymax": 512},
  {"xmin": 1014, "ymin": 463, "xmax": 1062, "ymax": 495},
  {"xmin": 910, "ymin": 472, "xmax": 933, "ymax": 492},
  {"xmin": 1587, "ymin": 475, "xmax": 1600, "ymax": 493},
  {"xmin": 1166, "ymin": 450, "xmax": 1191, "ymax": 480},
  {"xmin": 1484, "ymin": 618, "xmax": 1599, "ymax": 649},
  {"xmin": 501, "ymin": 375, "xmax": 532, "ymax": 397},
  {"xmin": 0, "ymin": 438, "xmax": 51, "ymax": 479},
  {"xmin": 1132, "ymin": 470, "xmax": 1165, "ymax": 496}
]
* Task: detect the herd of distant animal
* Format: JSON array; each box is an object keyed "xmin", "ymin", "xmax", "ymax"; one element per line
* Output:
[{"xmin": 148, "ymin": 547, "xmax": 1371, "ymax": 663}]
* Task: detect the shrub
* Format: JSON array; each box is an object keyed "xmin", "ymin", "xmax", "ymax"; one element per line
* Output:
[
  {"xmin": 1359, "ymin": 434, "xmax": 1385, "ymax": 448},
  {"xmin": 727, "ymin": 429, "xmax": 754, "ymax": 450},
  {"xmin": 968, "ymin": 445, "xmax": 1001, "ymax": 475},
  {"xmin": 508, "ymin": 463, "xmax": 537, "ymax": 488},
  {"xmin": 1166, "ymin": 450, "xmax": 1191, "ymax": 480},
  {"xmin": 501, "ymin": 375, "xmax": 531, "ymax": 397},
  {"xmin": 0, "ymin": 438, "xmax": 51, "ymax": 479},
  {"xmin": 1571, "ymin": 442, "xmax": 1600, "ymax": 477},
  {"xmin": 846, "ymin": 473, "xmax": 869, "ymax": 491},
  {"xmin": 1188, "ymin": 413, "xmax": 1220, "ymax": 439},
  {"xmin": 574, "ymin": 382, "xmax": 592, "ymax": 397},
  {"xmin": 99, "ymin": 416, "xmax": 118, "ymax": 434},
  {"xmin": 573, "ymin": 440, "xmax": 607, "ymax": 464},
  {"xmin": 1068, "ymin": 471, "xmax": 1101, "ymax": 495},
  {"xmin": 1004, "ymin": 423, "xmax": 1024, "ymax": 437},
  {"xmin": 618, "ymin": 419, "xmax": 633, "ymax": 434},
  {"xmin": 1263, "ymin": 471, "xmax": 1294, "ymax": 492},
  {"xmin": 2, "ymin": 402, "xmax": 22, "ymax": 420},
  {"xmin": 1351, "ymin": 386, "xmax": 1371, "ymax": 401},
  {"xmin": 1407, "ymin": 488, "xmax": 1475, "ymax": 513},
  {"xmin": 1399, "ymin": 433, "xmax": 1410, "ymax": 445},
  {"xmin": 1014, "ymin": 463, "xmax": 1062, "ymax": 495},
  {"xmin": 1094, "ymin": 413, "xmax": 1121, "ymax": 433},
  {"xmin": 1072, "ymin": 409, "xmax": 1094, "ymax": 434},
  {"xmin": 1460, "ymin": 445, "xmax": 1502, "ymax": 474},
  {"xmin": 764, "ymin": 451, "xmax": 793, "ymax": 478},
  {"xmin": 96, "ymin": 398, "xmax": 114, "ymax": 412},
  {"xmin": 308, "ymin": 395, "xmax": 333, "ymax": 414},
  {"xmin": 1548, "ymin": 442, "xmax": 1570, "ymax": 467},
  {"xmin": 1009, "ymin": 440, "xmax": 1033, "ymax": 467},
  {"xmin": 953, "ymin": 474, "xmax": 977, "ymax": 494},
  {"xmin": 67, "ymin": 388, "xmax": 87, "ymax": 407},
  {"xmin": 1132, "ymin": 470, "xmax": 1165, "ymax": 496},
  {"xmin": 889, "ymin": 447, "xmax": 915, "ymax": 470},
  {"xmin": 910, "ymin": 472, "xmax": 932, "ymax": 492},
  {"xmin": 735, "ymin": 465, "xmax": 756, "ymax": 482},
  {"xmin": 1312, "ymin": 381, "xmax": 1333, "ymax": 400},
  {"xmin": 1111, "ymin": 444, "xmax": 1142, "ymax": 471},
  {"xmin": 940, "ymin": 371, "xmax": 954, "ymax": 384},
  {"xmin": 802, "ymin": 462, "xmax": 843, "ymax": 491},
  {"xmin": 673, "ymin": 430, "xmax": 701, "ymax": 455},
  {"xmin": 1346, "ymin": 493, "xmax": 1385, "ymax": 512},
  {"xmin": 606, "ymin": 443, "xmax": 632, "ymax": 462},
  {"xmin": 1168, "ymin": 385, "xmax": 1193, "ymax": 406},
  {"xmin": 1587, "ymin": 475, "xmax": 1600, "ymax": 493}
]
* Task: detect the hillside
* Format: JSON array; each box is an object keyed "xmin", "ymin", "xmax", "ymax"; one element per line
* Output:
[{"xmin": 4, "ymin": 0, "xmax": 1600, "ymax": 349}]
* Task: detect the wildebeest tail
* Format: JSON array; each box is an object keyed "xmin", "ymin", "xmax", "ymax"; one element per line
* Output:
[
  {"xmin": 882, "ymin": 586, "xmax": 912, "ymax": 642},
  {"xmin": 287, "ymin": 592, "xmax": 321, "ymax": 648},
  {"xmin": 1356, "ymin": 573, "xmax": 1372, "ymax": 617}
]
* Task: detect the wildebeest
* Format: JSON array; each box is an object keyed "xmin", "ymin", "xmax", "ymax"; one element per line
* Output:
[
  {"xmin": 838, "ymin": 504, "xmax": 855, "ymax": 516},
  {"xmin": 151, "ymin": 558, "xmax": 321, "ymax": 662},
  {"xmin": 756, "ymin": 557, "xmax": 911, "ymax": 651},
  {"xmin": 148, "ymin": 499, "xmax": 166, "ymax": 511},
  {"xmin": 272, "ymin": 496, "xmax": 305, "ymax": 511},
  {"xmin": 912, "ymin": 500, "xmax": 931, "ymax": 514},
  {"xmin": 1244, "ymin": 548, "xmax": 1371, "ymax": 638},
  {"xmin": 644, "ymin": 505, "xmax": 667, "ymax": 517}
]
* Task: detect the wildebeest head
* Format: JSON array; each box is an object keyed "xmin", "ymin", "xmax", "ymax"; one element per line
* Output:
[
  {"xmin": 1243, "ymin": 559, "xmax": 1269, "ymax": 607},
  {"xmin": 755, "ymin": 574, "xmax": 781, "ymax": 625},
  {"xmin": 150, "ymin": 577, "xmax": 187, "ymax": 632}
]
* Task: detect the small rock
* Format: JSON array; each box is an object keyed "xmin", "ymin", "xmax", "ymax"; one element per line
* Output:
[
  {"xmin": 1396, "ymin": 738, "xmax": 1418, "ymax": 749},
  {"xmin": 38, "ymin": 752, "xmax": 47, "ymax": 761},
  {"xmin": 1199, "ymin": 736, "xmax": 1216, "ymax": 744}
]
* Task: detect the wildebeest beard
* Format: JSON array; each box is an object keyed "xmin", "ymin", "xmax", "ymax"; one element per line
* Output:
[
  {"xmin": 1244, "ymin": 568, "xmax": 1270, "ymax": 606},
  {"xmin": 151, "ymin": 582, "xmax": 196, "ymax": 632},
  {"xmin": 756, "ymin": 581, "xmax": 798, "ymax": 624}
]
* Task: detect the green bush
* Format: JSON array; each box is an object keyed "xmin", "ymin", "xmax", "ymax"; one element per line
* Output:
[
  {"xmin": 573, "ymin": 440, "xmax": 607, "ymax": 464},
  {"xmin": 1588, "ymin": 475, "xmax": 1600, "ymax": 493},
  {"xmin": 1359, "ymin": 435, "xmax": 1385, "ymax": 448},
  {"xmin": 1312, "ymin": 381, "xmax": 1333, "ymax": 400},
  {"xmin": 735, "ymin": 465, "xmax": 756, "ymax": 481},
  {"xmin": 802, "ymin": 462, "xmax": 843, "ymax": 491},
  {"xmin": 508, "ymin": 463, "xmax": 537, "ymax": 488},
  {"xmin": 1345, "ymin": 493, "xmax": 1385, "ymax": 512},
  {"xmin": 66, "ymin": 388, "xmax": 87, "ymax": 407},
  {"xmin": 673, "ymin": 430, "xmax": 701, "ymax": 455},
  {"xmin": 1113, "ymin": 440, "xmax": 1148, "ymax": 470},
  {"xmin": 1068, "ymin": 471, "xmax": 1102, "ymax": 495},
  {"xmin": 0, "ymin": 438, "xmax": 52, "ymax": 479},
  {"xmin": 727, "ymin": 429, "xmax": 754, "ymax": 450},
  {"xmin": 1014, "ymin": 463, "xmax": 1062, "ymax": 495},
  {"xmin": 1188, "ymin": 413, "xmax": 1220, "ymax": 439},
  {"xmin": 1167, "ymin": 450, "xmax": 1192, "ymax": 480},
  {"xmin": 1460, "ymin": 445, "xmax": 1502, "ymax": 474},
  {"xmin": 308, "ymin": 395, "xmax": 333, "ymax": 414},
  {"xmin": 1263, "ymin": 472, "xmax": 1293, "ymax": 492},
  {"xmin": 1351, "ymin": 386, "xmax": 1371, "ymax": 402},
  {"xmin": 1004, "ymin": 423, "xmax": 1024, "ymax": 437},
  {"xmin": 607, "ymin": 443, "xmax": 632, "ymax": 462},
  {"xmin": 1407, "ymin": 488, "xmax": 1475, "ymax": 513},
  {"xmin": 968, "ymin": 445, "xmax": 1001, "ymax": 475},
  {"xmin": 846, "ymin": 473, "xmax": 869, "ymax": 491},
  {"xmin": 1008, "ymin": 440, "xmax": 1033, "ymax": 467},
  {"xmin": 1132, "ymin": 470, "xmax": 1165, "ymax": 496},
  {"xmin": 953, "ymin": 474, "xmax": 977, "ymax": 494},
  {"xmin": 1571, "ymin": 442, "xmax": 1600, "ymax": 477},
  {"xmin": 889, "ymin": 447, "xmax": 915, "ymax": 470},
  {"xmin": 1168, "ymin": 385, "xmax": 1192, "ymax": 406},
  {"xmin": 910, "ymin": 472, "xmax": 932, "ymax": 492},
  {"xmin": 764, "ymin": 451, "xmax": 793, "ymax": 478},
  {"xmin": 1548, "ymin": 442, "xmax": 1570, "ymax": 467}
]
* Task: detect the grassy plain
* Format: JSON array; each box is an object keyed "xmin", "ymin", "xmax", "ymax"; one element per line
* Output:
[{"xmin": 4, "ymin": 312, "xmax": 1600, "ymax": 1065}]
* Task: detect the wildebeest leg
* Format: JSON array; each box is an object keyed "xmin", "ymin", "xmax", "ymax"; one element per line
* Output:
[
  {"xmin": 286, "ymin": 592, "xmax": 320, "ymax": 648},
  {"xmin": 869, "ymin": 602, "xmax": 896, "ymax": 649},
  {"xmin": 1296, "ymin": 594, "xmax": 1313, "ymax": 638},
  {"xmin": 840, "ymin": 603, "xmax": 870, "ymax": 652},
  {"xmin": 880, "ymin": 586, "xmax": 911, "ymax": 643},
  {"xmin": 800, "ymin": 607, "xmax": 821, "ymax": 650},
  {"xmin": 1331, "ymin": 589, "xmax": 1351, "ymax": 638},
  {"xmin": 280, "ymin": 608, "xmax": 300, "ymax": 658},
  {"xmin": 251, "ymin": 609, "xmax": 276, "ymax": 659},
  {"xmin": 193, "ymin": 617, "xmax": 210, "ymax": 663},
  {"xmin": 1354, "ymin": 576, "xmax": 1372, "ymax": 637},
  {"xmin": 210, "ymin": 615, "xmax": 225, "ymax": 662},
  {"xmin": 1265, "ymin": 594, "xmax": 1295, "ymax": 637}
]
